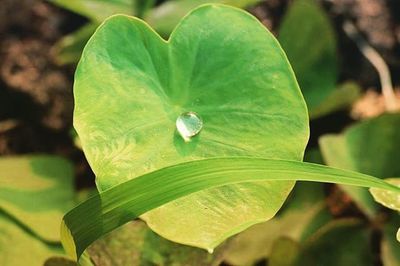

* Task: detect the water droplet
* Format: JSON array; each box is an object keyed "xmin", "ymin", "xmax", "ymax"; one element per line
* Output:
[{"xmin": 176, "ymin": 111, "xmax": 203, "ymax": 142}]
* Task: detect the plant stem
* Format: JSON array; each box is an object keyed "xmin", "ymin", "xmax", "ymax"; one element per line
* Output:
[{"xmin": 343, "ymin": 20, "xmax": 399, "ymax": 112}]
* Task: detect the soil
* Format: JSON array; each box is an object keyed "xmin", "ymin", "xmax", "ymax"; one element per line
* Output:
[
  {"xmin": 0, "ymin": 0, "xmax": 94, "ymax": 187},
  {"xmin": 1, "ymin": 0, "xmax": 400, "ymax": 255}
]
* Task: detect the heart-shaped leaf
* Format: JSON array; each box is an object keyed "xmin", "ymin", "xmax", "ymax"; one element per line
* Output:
[
  {"xmin": 320, "ymin": 114, "xmax": 400, "ymax": 217},
  {"xmin": 74, "ymin": 4, "xmax": 309, "ymax": 250}
]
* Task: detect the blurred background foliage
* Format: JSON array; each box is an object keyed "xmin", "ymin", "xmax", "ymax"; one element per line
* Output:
[{"xmin": 1, "ymin": 0, "xmax": 400, "ymax": 265}]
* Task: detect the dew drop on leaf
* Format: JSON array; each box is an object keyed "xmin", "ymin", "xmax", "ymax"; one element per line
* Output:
[{"xmin": 176, "ymin": 111, "xmax": 203, "ymax": 142}]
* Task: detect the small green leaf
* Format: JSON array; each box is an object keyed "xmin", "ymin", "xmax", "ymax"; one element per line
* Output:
[
  {"xmin": 53, "ymin": 23, "xmax": 98, "ymax": 65},
  {"xmin": 51, "ymin": 0, "xmax": 262, "ymax": 65},
  {"xmin": 294, "ymin": 219, "xmax": 374, "ymax": 266},
  {"xmin": 0, "ymin": 214, "xmax": 63, "ymax": 266},
  {"xmin": 48, "ymin": 0, "xmax": 136, "ymax": 22},
  {"xmin": 398, "ymin": 229, "xmax": 400, "ymax": 242},
  {"xmin": 74, "ymin": 5, "xmax": 309, "ymax": 252},
  {"xmin": 44, "ymin": 257, "xmax": 77, "ymax": 266},
  {"xmin": 145, "ymin": 0, "xmax": 262, "ymax": 37},
  {"xmin": 60, "ymin": 157, "xmax": 400, "ymax": 261},
  {"xmin": 136, "ymin": 0, "xmax": 156, "ymax": 18},
  {"xmin": 269, "ymin": 237, "xmax": 300, "ymax": 266},
  {"xmin": 223, "ymin": 182, "xmax": 331, "ymax": 266},
  {"xmin": 309, "ymin": 81, "xmax": 361, "ymax": 119},
  {"xmin": 381, "ymin": 214, "xmax": 400, "ymax": 265},
  {"xmin": 370, "ymin": 178, "xmax": 400, "ymax": 211},
  {"xmin": 303, "ymin": 148, "xmax": 324, "ymax": 164},
  {"xmin": 279, "ymin": 0, "xmax": 337, "ymax": 112},
  {"xmin": 320, "ymin": 114, "xmax": 400, "ymax": 217},
  {"xmin": 0, "ymin": 156, "xmax": 75, "ymax": 242},
  {"xmin": 87, "ymin": 220, "xmax": 223, "ymax": 266}
]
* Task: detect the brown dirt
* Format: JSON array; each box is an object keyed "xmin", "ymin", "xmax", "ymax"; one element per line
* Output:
[{"xmin": 0, "ymin": 0, "xmax": 94, "ymax": 187}]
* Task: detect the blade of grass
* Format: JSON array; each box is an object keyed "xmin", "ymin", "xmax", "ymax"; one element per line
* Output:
[{"xmin": 61, "ymin": 157, "xmax": 400, "ymax": 262}]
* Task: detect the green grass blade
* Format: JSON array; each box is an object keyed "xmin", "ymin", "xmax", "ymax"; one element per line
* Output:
[{"xmin": 61, "ymin": 157, "xmax": 400, "ymax": 261}]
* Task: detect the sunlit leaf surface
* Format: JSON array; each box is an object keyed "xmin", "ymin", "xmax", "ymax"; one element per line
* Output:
[{"xmin": 73, "ymin": 4, "xmax": 309, "ymax": 251}]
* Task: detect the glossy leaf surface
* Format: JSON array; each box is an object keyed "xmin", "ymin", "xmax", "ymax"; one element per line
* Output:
[{"xmin": 74, "ymin": 5, "xmax": 309, "ymax": 251}]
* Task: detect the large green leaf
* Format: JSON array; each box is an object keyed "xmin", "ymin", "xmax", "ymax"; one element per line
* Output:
[
  {"xmin": 0, "ymin": 156, "xmax": 75, "ymax": 242},
  {"xmin": 278, "ymin": 0, "xmax": 337, "ymax": 112},
  {"xmin": 74, "ymin": 5, "xmax": 309, "ymax": 251},
  {"xmin": 0, "ymin": 214, "xmax": 63, "ymax": 266},
  {"xmin": 61, "ymin": 157, "xmax": 400, "ymax": 261},
  {"xmin": 320, "ymin": 114, "xmax": 400, "ymax": 217}
]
